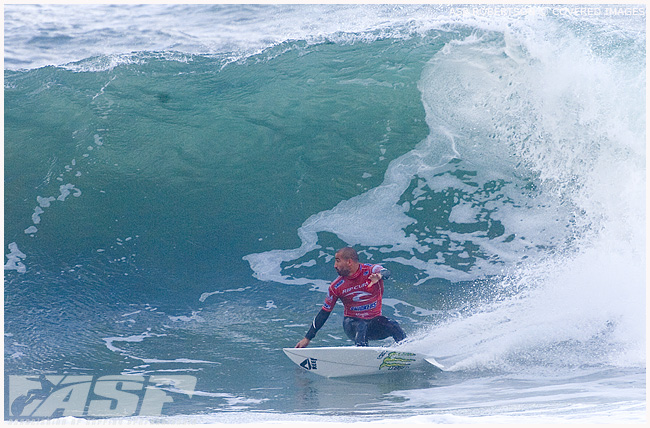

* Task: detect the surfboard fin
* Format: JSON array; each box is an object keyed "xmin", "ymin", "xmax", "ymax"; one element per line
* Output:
[{"xmin": 424, "ymin": 357, "xmax": 445, "ymax": 370}]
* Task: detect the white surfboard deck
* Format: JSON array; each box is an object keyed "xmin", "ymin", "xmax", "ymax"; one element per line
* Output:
[{"xmin": 283, "ymin": 346, "xmax": 444, "ymax": 378}]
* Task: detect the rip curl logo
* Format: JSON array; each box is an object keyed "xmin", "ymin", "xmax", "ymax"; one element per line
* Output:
[
  {"xmin": 6, "ymin": 374, "xmax": 196, "ymax": 419},
  {"xmin": 350, "ymin": 290, "xmax": 373, "ymax": 302}
]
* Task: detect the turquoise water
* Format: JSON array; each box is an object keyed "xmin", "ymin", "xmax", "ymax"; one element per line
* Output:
[{"xmin": 4, "ymin": 4, "xmax": 646, "ymax": 423}]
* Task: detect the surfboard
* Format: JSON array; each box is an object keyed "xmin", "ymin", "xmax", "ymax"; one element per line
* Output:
[{"xmin": 282, "ymin": 346, "xmax": 444, "ymax": 378}]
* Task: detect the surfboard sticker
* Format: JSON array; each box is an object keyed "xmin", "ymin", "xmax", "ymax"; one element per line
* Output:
[
  {"xmin": 283, "ymin": 346, "xmax": 444, "ymax": 378},
  {"xmin": 377, "ymin": 350, "xmax": 417, "ymax": 370}
]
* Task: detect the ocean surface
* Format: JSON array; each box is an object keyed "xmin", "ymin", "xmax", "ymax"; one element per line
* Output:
[{"xmin": 4, "ymin": 3, "xmax": 646, "ymax": 424}]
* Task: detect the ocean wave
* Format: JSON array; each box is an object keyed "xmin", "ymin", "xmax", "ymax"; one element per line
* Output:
[{"xmin": 4, "ymin": 5, "xmax": 645, "ymax": 421}]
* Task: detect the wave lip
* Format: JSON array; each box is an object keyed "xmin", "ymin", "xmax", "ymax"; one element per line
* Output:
[{"xmin": 7, "ymin": 4, "xmax": 643, "ymax": 71}]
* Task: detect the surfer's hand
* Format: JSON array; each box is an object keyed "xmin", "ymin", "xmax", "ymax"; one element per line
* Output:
[
  {"xmin": 368, "ymin": 273, "xmax": 381, "ymax": 285},
  {"xmin": 295, "ymin": 338, "xmax": 310, "ymax": 348}
]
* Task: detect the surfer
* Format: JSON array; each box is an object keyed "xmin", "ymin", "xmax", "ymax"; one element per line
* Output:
[{"xmin": 295, "ymin": 247, "xmax": 406, "ymax": 348}]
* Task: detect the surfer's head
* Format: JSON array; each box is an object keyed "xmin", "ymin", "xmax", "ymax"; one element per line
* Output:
[{"xmin": 334, "ymin": 247, "xmax": 359, "ymax": 277}]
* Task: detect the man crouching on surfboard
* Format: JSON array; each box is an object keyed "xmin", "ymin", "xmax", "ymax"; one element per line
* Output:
[{"xmin": 295, "ymin": 247, "xmax": 406, "ymax": 348}]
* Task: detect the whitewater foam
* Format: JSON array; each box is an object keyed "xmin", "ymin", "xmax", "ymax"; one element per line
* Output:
[
  {"xmin": 422, "ymin": 12, "xmax": 644, "ymax": 371},
  {"xmin": 4, "ymin": 242, "xmax": 27, "ymax": 273}
]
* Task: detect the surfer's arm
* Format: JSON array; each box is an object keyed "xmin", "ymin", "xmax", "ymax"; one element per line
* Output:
[
  {"xmin": 305, "ymin": 309, "xmax": 331, "ymax": 340},
  {"xmin": 295, "ymin": 309, "xmax": 331, "ymax": 348}
]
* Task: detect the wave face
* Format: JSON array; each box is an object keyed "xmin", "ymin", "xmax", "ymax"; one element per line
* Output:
[{"xmin": 4, "ymin": 4, "xmax": 646, "ymax": 423}]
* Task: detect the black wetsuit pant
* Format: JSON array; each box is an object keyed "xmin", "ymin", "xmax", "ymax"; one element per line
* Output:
[{"xmin": 343, "ymin": 316, "xmax": 406, "ymax": 347}]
